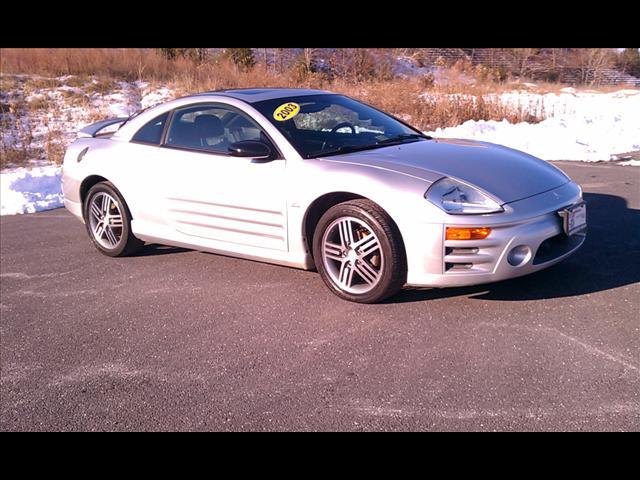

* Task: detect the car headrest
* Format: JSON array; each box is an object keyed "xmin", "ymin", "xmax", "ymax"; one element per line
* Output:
[{"xmin": 195, "ymin": 114, "xmax": 224, "ymax": 137}]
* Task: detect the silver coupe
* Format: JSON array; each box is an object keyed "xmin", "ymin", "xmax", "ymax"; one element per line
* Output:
[{"xmin": 62, "ymin": 88, "xmax": 587, "ymax": 303}]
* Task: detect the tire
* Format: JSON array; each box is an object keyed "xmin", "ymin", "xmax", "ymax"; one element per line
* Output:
[
  {"xmin": 312, "ymin": 199, "xmax": 407, "ymax": 303},
  {"xmin": 83, "ymin": 181, "xmax": 143, "ymax": 257}
]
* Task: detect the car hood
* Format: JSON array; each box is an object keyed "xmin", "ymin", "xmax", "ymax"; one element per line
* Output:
[{"xmin": 319, "ymin": 138, "xmax": 570, "ymax": 204}]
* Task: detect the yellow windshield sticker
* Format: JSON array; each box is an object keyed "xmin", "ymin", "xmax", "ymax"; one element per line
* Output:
[{"xmin": 273, "ymin": 102, "xmax": 300, "ymax": 121}]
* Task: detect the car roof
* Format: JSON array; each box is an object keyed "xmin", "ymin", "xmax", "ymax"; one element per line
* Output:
[{"xmin": 189, "ymin": 88, "xmax": 332, "ymax": 103}]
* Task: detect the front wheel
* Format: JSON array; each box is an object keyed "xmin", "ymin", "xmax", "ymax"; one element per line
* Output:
[
  {"xmin": 312, "ymin": 199, "xmax": 407, "ymax": 303},
  {"xmin": 83, "ymin": 181, "xmax": 143, "ymax": 257}
]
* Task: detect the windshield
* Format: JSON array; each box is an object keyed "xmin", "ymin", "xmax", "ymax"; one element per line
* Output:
[{"xmin": 252, "ymin": 94, "xmax": 429, "ymax": 159}]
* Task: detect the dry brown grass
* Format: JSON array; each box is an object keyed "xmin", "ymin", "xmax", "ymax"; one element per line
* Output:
[
  {"xmin": 59, "ymin": 89, "xmax": 90, "ymax": 107},
  {"xmin": 1, "ymin": 48, "xmax": 181, "ymax": 81},
  {"xmin": 0, "ymin": 49, "xmax": 547, "ymax": 128},
  {"xmin": 27, "ymin": 96, "xmax": 50, "ymax": 111},
  {"xmin": 0, "ymin": 146, "xmax": 30, "ymax": 169},
  {"xmin": 0, "ymin": 106, "xmax": 36, "ymax": 169},
  {"xmin": 330, "ymin": 80, "xmax": 545, "ymax": 130},
  {"xmin": 162, "ymin": 70, "xmax": 544, "ymax": 130},
  {"xmin": 84, "ymin": 78, "xmax": 118, "ymax": 96},
  {"xmin": 0, "ymin": 48, "xmax": 556, "ymax": 168}
]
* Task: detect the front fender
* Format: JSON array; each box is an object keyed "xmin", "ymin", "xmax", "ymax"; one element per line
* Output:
[{"xmin": 289, "ymin": 159, "xmax": 447, "ymax": 270}]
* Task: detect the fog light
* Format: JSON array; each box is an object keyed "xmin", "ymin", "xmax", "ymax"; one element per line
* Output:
[
  {"xmin": 507, "ymin": 245, "xmax": 532, "ymax": 266},
  {"xmin": 446, "ymin": 227, "xmax": 491, "ymax": 241}
]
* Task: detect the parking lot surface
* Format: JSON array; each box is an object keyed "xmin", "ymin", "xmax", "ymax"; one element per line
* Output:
[{"xmin": 1, "ymin": 162, "xmax": 639, "ymax": 431}]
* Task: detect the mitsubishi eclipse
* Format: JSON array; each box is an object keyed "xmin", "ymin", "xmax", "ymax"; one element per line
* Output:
[{"xmin": 62, "ymin": 88, "xmax": 587, "ymax": 303}]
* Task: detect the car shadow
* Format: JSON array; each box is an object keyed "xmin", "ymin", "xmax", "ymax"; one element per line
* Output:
[
  {"xmin": 389, "ymin": 192, "xmax": 640, "ymax": 303},
  {"xmin": 129, "ymin": 244, "xmax": 190, "ymax": 257}
]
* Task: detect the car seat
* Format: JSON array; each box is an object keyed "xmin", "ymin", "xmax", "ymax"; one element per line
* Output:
[{"xmin": 194, "ymin": 114, "xmax": 228, "ymax": 151}]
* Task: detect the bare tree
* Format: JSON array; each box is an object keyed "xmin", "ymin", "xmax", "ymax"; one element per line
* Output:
[
  {"xmin": 616, "ymin": 48, "xmax": 640, "ymax": 77},
  {"xmin": 567, "ymin": 48, "xmax": 616, "ymax": 85},
  {"xmin": 292, "ymin": 48, "xmax": 319, "ymax": 81},
  {"xmin": 504, "ymin": 48, "xmax": 538, "ymax": 78},
  {"xmin": 274, "ymin": 48, "xmax": 285, "ymax": 74},
  {"xmin": 302, "ymin": 48, "xmax": 317, "ymax": 70}
]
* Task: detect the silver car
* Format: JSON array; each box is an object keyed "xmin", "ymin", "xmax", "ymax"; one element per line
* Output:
[{"xmin": 62, "ymin": 88, "xmax": 587, "ymax": 303}]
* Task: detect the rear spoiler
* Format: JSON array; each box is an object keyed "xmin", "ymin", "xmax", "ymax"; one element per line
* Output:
[{"xmin": 78, "ymin": 117, "xmax": 128, "ymax": 138}]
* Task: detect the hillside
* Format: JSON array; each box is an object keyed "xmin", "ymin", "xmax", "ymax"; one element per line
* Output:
[{"xmin": 1, "ymin": 49, "xmax": 639, "ymax": 215}]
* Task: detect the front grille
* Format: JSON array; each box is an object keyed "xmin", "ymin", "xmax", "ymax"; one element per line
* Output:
[
  {"xmin": 445, "ymin": 262, "xmax": 473, "ymax": 272},
  {"xmin": 533, "ymin": 233, "xmax": 584, "ymax": 265},
  {"xmin": 443, "ymin": 244, "xmax": 493, "ymax": 273},
  {"xmin": 445, "ymin": 247, "xmax": 479, "ymax": 256}
]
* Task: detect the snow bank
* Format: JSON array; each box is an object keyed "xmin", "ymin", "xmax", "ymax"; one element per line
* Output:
[
  {"xmin": 427, "ymin": 89, "xmax": 640, "ymax": 161},
  {"xmin": 0, "ymin": 165, "xmax": 63, "ymax": 215},
  {"xmin": 620, "ymin": 159, "xmax": 640, "ymax": 166}
]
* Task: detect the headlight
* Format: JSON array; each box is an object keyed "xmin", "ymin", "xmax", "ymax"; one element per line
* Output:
[{"xmin": 425, "ymin": 177, "xmax": 504, "ymax": 214}]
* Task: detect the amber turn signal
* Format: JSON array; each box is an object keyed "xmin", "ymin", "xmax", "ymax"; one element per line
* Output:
[{"xmin": 445, "ymin": 227, "xmax": 492, "ymax": 241}]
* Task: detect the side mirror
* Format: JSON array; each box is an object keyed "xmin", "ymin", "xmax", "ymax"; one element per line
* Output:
[{"xmin": 228, "ymin": 140, "xmax": 273, "ymax": 159}]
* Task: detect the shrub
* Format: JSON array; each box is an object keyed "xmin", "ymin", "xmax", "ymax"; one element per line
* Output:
[
  {"xmin": 419, "ymin": 72, "xmax": 435, "ymax": 89},
  {"xmin": 224, "ymin": 48, "xmax": 256, "ymax": 71},
  {"xmin": 292, "ymin": 49, "xmax": 321, "ymax": 82},
  {"xmin": 616, "ymin": 48, "xmax": 640, "ymax": 77},
  {"xmin": 27, "ymin": 97, "xmax": 50, "ymax": 111},
  {"xmin": 84, "ymin": 78, "xmax": 117, "ymax": 96}
]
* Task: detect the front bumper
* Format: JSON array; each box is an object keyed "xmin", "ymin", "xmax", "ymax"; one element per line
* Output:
[{"xmin": 405, "ymin": 182, "xmax": 586, "ymax": 288}]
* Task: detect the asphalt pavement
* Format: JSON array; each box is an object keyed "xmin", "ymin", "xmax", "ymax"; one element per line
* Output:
[{"xmin": 1, "ymin": 161, "xmax": 639, "ymax": 431}]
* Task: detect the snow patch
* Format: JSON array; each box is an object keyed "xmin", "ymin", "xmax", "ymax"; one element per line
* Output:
[
  {"xmin": 0, "ymin": 165, "xmax": 63, "ymax": 215},
  {"xmin": 427, "ymin": 89, "xmax": 640, "ymax": 161},
  {"xmin": 620, "ymin": 159, "xmax": 640, "ymax": 166}
]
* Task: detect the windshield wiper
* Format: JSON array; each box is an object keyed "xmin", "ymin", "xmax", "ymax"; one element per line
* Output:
[
  {"xmin": 311, "ymin": 133, "xmax": 433, "ymax": 158},
  {"xmin": 118, "ymin": 105, "xmax": 151, "ymax": 129},
  {"xmin": 376, "ymin": 133, "xmax": 432, "ymax": 145}
]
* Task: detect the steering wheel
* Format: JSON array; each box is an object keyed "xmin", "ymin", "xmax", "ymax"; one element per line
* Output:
[{"xmin": 330, "ymin": 122, "xmax": 356, "ymax": 134}]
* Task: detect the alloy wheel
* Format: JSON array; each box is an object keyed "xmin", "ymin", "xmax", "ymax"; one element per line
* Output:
[
  {"xmin": 321, "ymin": 216, "xmax": 384, "ymax": 294},
  {"xmin": 88, "ymin": 192, "xmax": 123, "ymax": 249}
]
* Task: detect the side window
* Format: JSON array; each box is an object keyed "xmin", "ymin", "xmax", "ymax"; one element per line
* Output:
[
  {"xmin": 165, "ymin": 104, "xmax": 271, "ymax": 154},
  {"xmin": 131, "ymin": 112, "xmax": 169, "ymax": 145}
]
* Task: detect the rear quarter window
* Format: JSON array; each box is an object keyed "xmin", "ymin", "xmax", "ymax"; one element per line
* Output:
[{"xmin": 131, "ymin": 112, "xmax": 169, "ymax": 145}]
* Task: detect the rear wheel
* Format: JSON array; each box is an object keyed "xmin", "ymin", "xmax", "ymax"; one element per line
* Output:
[
  {"xmin": 312, "ymin": 199, "xmax": 406, "ymax": 303},
  {"xmin": 83, "ymin": 182, "xmax": 143, "ymax": 257}
]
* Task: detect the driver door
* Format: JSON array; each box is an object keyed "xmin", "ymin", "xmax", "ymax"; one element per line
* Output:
[{"xmin": 157, "ymin": 103, "xmax": 288, "ymax": 251}]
